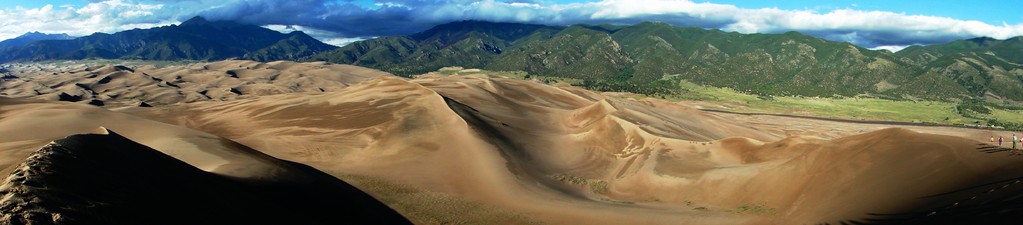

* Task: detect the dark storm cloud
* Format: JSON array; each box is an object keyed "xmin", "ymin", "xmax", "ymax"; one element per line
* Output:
[{"xmin": 183, "ymin": 0, "xmax": 740, "ymax": 40}]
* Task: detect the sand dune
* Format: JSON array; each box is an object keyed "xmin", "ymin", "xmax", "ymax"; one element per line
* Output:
[
  {"xmin": 115, "ymin": 72, "xmax": 1023, "ymax": 224},
  {"xmin": 0, "ymin": 128, "xmax": 409, "ymax": 224},
  {"xmin": 3, "ymin": 62, "xmax": 1022, "ymax": 224},
  {"xmin": 417, "ymin": 75, "xmax": 1023, "ymax": 224},
  {"xmin": 0, "ymin": 98, "xmax": 410, "ymax": 224},
  {"xmin": 0, "ymin": 97, "xmax": 299, "ymax": 178},
  {"xmin": 0, "ymin": 60, "xmax": 388, "ymax": 107}
]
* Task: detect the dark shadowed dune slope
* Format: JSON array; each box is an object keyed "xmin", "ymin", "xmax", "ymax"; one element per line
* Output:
[{"xmin": 0, "ymin": 128, "xmax": 410, "ymax": 225}]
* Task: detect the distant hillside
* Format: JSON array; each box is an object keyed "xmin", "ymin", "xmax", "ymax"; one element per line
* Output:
[
  {"xmin": 307, "ymin": 21, "xmax": 560, "ymax": 75},
  {"xmin": 0, "ymin": 32, "xmax": 75, "ymax": 49},
  {"xmin": 896, "ymin": 37, "xmax": 1023, "ymax": 100},
  {"xmin": 0, "ymin": 17, "xmax": 336, "ymax": 62},
  {"xmin": 307, "ymin": 21, "xmax": 1023, "ymax": 102}
]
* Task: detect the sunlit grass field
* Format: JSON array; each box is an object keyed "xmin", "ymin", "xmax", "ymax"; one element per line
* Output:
[{"xmin": 672, "ymin": 79, "xmax": 1023, "ymax": 128}]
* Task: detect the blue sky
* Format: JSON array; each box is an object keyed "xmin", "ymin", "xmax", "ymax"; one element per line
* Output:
[{"xmin": 0, "ymin": 0, "xmax": 1021, "ymax": 50}]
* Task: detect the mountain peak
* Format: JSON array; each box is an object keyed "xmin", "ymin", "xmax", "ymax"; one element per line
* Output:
[
  {"xmin": 15, "ymin": 31, "xmax": 73, "ymax": 39},
  {"xmin": 783, "ymin": 30, "xmax": 804, "ymax": 35},
  {"xmin": 283, "ymin": 31, "xmax": 319, "ymax": 41},
  {"xmin": 287, "ymin": 30, "xmax": 310, "ymax": 36},
  {"xmin": 965, "ymin": 36, "xmax": 999, "ymax": 46},
  {"xmin": 20, "ymin": 31, "xmax": 44, "ymax": 36},
  {"xmin": 180, "ymin": 16, "xmax": 210, "ymax": 26},
  {"xmin": 0, "ymin": 31, "xmax": 76, "ymax": 48},
  {"xmin": 968, "ymin": 36, "xmax": 996, "ymax": 41}
]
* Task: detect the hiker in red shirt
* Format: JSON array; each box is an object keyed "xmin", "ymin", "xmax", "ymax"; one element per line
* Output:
[{"xmin": 998, "ymin": 136, "xmax": 1004, "ymax": 147}]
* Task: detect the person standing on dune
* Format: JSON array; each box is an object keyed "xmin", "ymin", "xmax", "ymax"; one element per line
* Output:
[
  {"xmin": 1014, "ymin": 134, "xmax": 1018, "ymax": 150},
  {"xmin": 999, "ymin": 136, "xmax": 1004, "ymax": 147}
]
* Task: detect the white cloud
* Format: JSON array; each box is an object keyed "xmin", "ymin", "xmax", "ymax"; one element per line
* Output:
[
  {"xmin": 587, "ymin": 0, "xmax": 738, "ymax": 21},
  {"xmin": 375, "ymin": 2, "xmax": 411, "ymax": 9},
  {"xmin": 870, "ymin": 45, "xmax": 910, "ymax": 52},
  {"xmin": 263, "ymin": 24, "xmax": 369, "ymax": 47},
  {"xmin": 0, "ymin": 0, "xmax": 172, "ymax": 40},
  {"xmin": 321, "ymin": 37, "xmax": 368, "ymax": 47}
]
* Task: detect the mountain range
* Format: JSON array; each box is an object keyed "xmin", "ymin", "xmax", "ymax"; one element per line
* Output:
[
  {"xmin": 307, "ymin": 21, "xmax": 1023, "ymax": 102},
  {"xmin": 0, "ymin": 32, "xmax": 75, "ymax": 49},
  {"xmin": 0, "ymin": 17, "xmax": 336, "ymax": 62},
  {"xmin": 2, "ymin": 19, "xmax": 1021, "ymax": 102}
]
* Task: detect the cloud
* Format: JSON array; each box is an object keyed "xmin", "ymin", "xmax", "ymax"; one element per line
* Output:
[
  {"xmin": 320, "ymin": 37, "xmax": 370, "ymax": 47},
  {"xmin": 263, "ymin": 24, "xmax": 370, "ymax": 46},
  {"xmin": 870, "ymin": 45, "xmax": 911, "ymax": 53},
  {"xmin": 0, "ymin": 0, "xmax": 177, "ymax": 40},
  {"xmin": 721, "ymin": 8, "xmax": 1023, "ymax": 46},
  {"xmin": 1, "ymin": 0, "xmax": 1022, "ymax": 49}
]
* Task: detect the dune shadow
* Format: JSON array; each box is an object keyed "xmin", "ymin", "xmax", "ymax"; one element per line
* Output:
[
  {"xmin": 819, "ymin": 144, "xmax": 1023, "ymax": 224},
  {"xmin": 824, "ymin": 179, "xmax": 1023, "ymax": 224},
  {"xmin": 976, "ymin": 143, "xmax": 1020, "ymax": 154}
]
